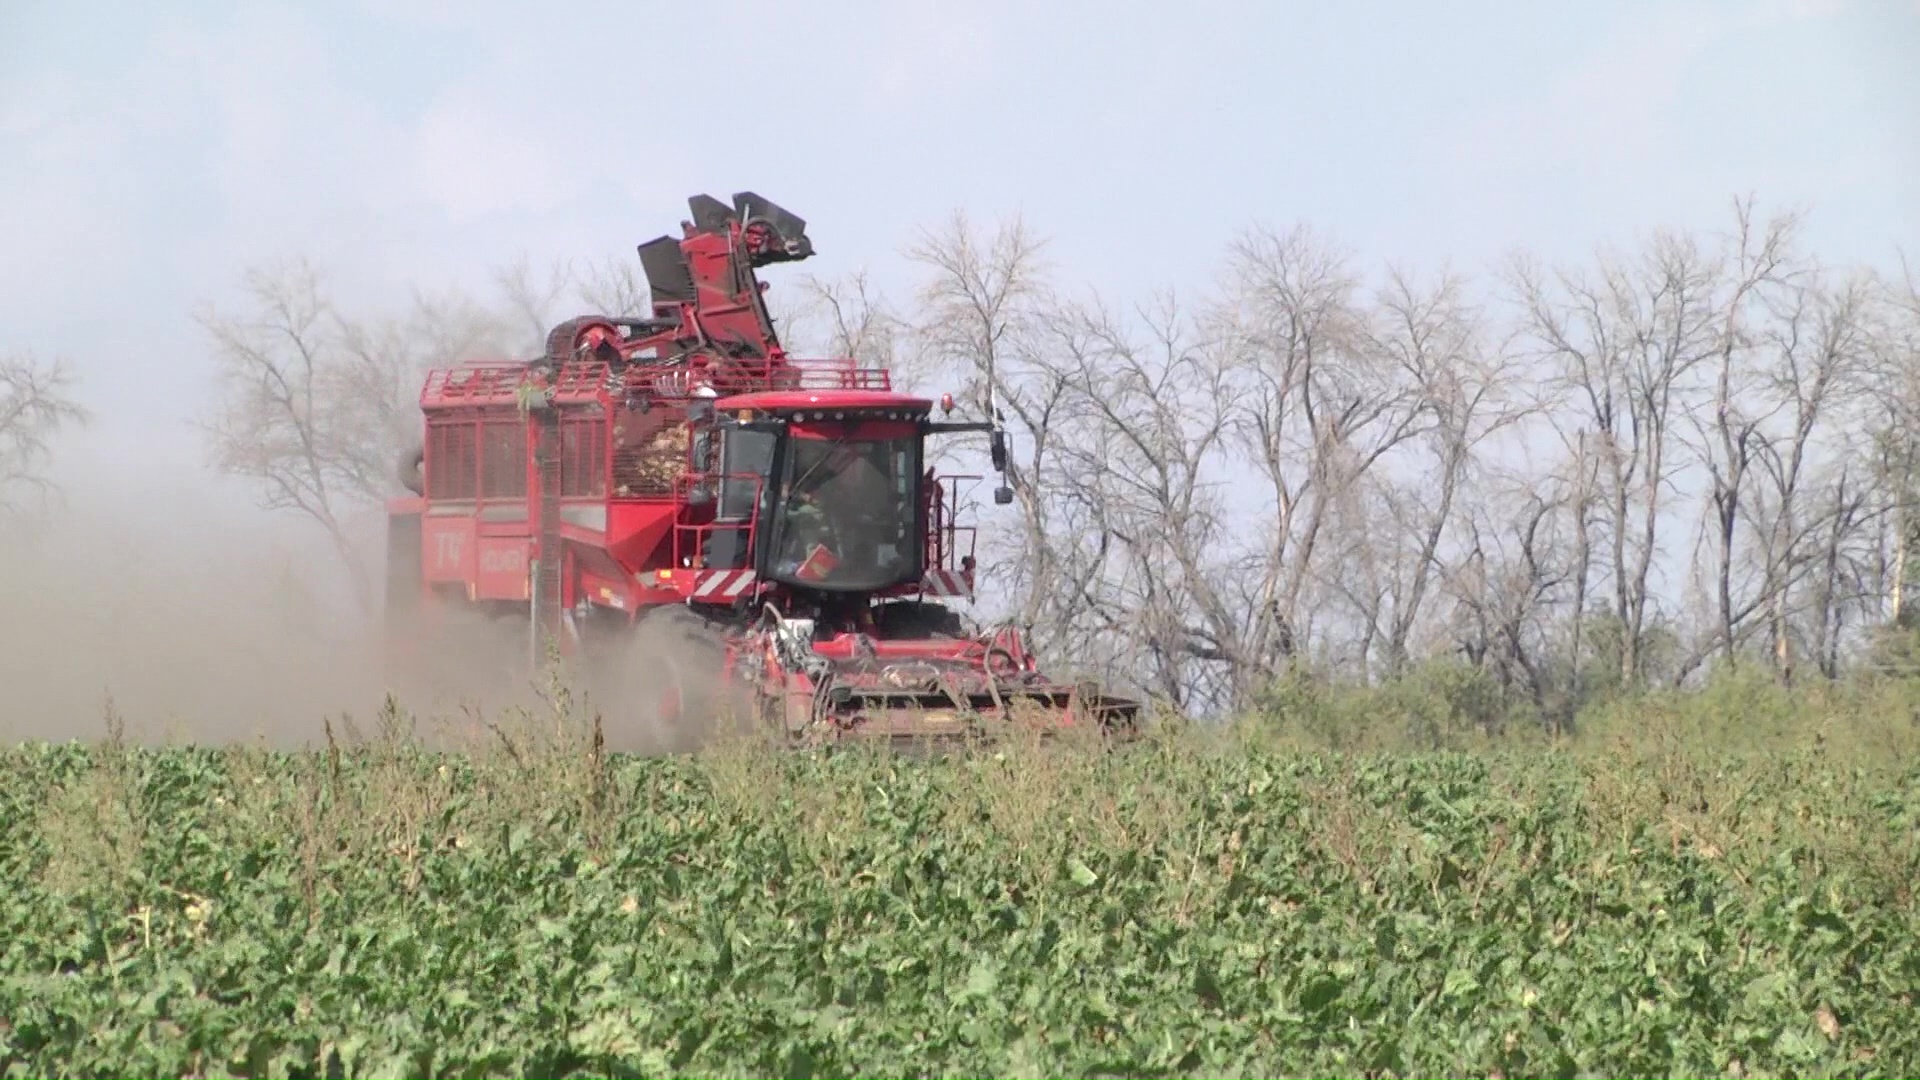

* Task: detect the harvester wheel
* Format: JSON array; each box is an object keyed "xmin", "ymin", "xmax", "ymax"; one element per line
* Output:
[
  {"xmin": 592, "ymin": 604, "xmax": 741, "ymax": 754},
  {"xmin": 649, "ymin": 604, "xmax": 726, "ymax": 719}
]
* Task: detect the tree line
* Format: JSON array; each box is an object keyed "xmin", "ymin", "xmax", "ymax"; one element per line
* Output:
[
  {"xmin": 22, "ymin": 193, "xmax": 1896, "ymax": 727},
  {"xmin": 896, "ymin": 199, "xmax": 1920, "ymax": 727}
]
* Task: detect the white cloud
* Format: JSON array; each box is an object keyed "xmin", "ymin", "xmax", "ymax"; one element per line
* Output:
[
  {"xmin": 864, "ymin": 0, "xmax": 998, "ymax": 110},
  {"xmin": 0, "ymin": 49, "xmax": 197, "ymax": 340},
  {"xmin": 1428, "ymin": 5, "xmax": 1741, "ymax": 186},
  {"xmin": 409, "ymin": 98, "xmax": 583, "ymax": 222},
  {"xmin": 1404, "ymin": 0, "xmax": 1901, "ymax": 268},
  {"xmin": 174, "ymin": 11, "xmax": 419, "ymax": 234},
  {"xmin": 346, "ymin": 0, "xmax": 476, "ymax": 24}
]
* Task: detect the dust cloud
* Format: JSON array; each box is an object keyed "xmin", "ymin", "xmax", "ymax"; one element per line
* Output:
[
  {"xmin": 577, "ymin": 610, "xmax": 761, "ymax": 756},
  {"xmin": 0, "ymin": 446, "xmax": 754, "ymax": 755},
  {"xmin": 0, "ymin": 450, "xmax": 498, "ymax": 749}
]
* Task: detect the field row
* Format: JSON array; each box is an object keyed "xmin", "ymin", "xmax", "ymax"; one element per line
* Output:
[{"xmin": 1, "ymin": 724, "xmax": 1915, "ymax": 1077}]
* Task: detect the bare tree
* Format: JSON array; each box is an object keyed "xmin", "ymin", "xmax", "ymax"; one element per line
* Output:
[
  {"xmin": 198, "ymin": 260, "xmax": 383, "ymax": 609},
  {"xmin": 493, "ymin": 254, "xmax": 575, "ymax": 352},
  {"xmin": 799, "ymin": 270, "xmax": 909, "ymax": 378},
  {"xmin": 889, "ymin": 201, "xmax": 1920, "ymax": 706},
  {"xmin": 1507, "ymin": 222, "xmax": 1727, "ymax": 686},
  {"xmin": 1356, "ymin": 266, "xmax": 1532, "ymax": 676},
  {"xmin": 1043, "ymin": 291, "xmax": 1238, "ymax": 709},
  {"xmin": 0, "ymin": 350, "xmax": 89, "ymax": 518},
  {"xmin": 1210, "ymin": 223, "xmax": 1430, "ymax": 699},
  {"xmin": 570, "ymin": 254, "xmax": 650, "ymax": 320},
  {"xmin": 1868, "ymin": 253, "xmax": 1920, "ymax": 630},
  {"xmin": 1626, "ymin": 202, "xmax": 1884, "ymax": 688},
  {"xmin": 1446, "ymin": 480, "xmax": 1574, "ymax": 727},
  {"xmin": 1677, "ymin": 199, "xmax": 1804, "ymax": 672},
  {"xmin": 1744, "ymin": 269, "xmax": 1877, "ymax": 683},
  {"xmin": 904, "ymin": 212, "xmax": 1078, "ymax": 643},
  {"xmin": 197, "ymin": 258, "xmax": 519, "ymax": 613},
  {"xmin": 1804, "ymin": 468, "xmax": 1877, "ymax": 678}
]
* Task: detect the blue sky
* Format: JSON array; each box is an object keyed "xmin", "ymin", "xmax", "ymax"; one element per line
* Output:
[{"xmin": 2, "ymin": 0, "xmax": 1915, "ymax": 481}]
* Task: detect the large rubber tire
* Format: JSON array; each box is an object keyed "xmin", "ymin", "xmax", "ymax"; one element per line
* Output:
[{"xmin": 586, "ymin": 605, "xmax": 744, "ymax": 755}]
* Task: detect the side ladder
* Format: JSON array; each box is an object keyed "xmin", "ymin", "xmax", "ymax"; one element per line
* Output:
[{"xmin": 529, "ymin": 403, "xmax": 565, "ymax": 670}]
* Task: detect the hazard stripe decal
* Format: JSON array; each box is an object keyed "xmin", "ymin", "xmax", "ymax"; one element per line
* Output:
[
  {"xmin": 920, "ymin": 569, "xmax": 973, "ymax": 597},
  {"xmin": 682, "ymin": 569, "xmax": 973, "ymax": 598},
  {"xmin": 691, "ymin": 570, "xmax": 757, "ymax": 599}
]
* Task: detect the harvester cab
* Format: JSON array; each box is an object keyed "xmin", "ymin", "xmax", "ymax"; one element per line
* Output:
[
  {"xmin": 689, "ymin": 389, "xmax": 1145, "ymax": 745},
  {"xmin": 710, "ymin": 390, "xmax": 992, "ymax": 601}
]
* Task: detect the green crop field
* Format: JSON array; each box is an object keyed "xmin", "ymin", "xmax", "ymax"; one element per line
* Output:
[{"xmin": 2, "ymin": 681, "xmax": 1917, "ymax": 1078}]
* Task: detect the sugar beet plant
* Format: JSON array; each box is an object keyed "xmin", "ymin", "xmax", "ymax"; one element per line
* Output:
[{"xmin": 0, "ymin": 694, "xmax": 1916, "ymax": 1078}]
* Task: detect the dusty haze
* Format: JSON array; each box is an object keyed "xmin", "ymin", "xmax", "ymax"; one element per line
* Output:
[
  {"xmin": 0, "ymin": 443, "xmax": 504, "ymax": 748},
  {"xmin": 0, "ymin": 440, "xmax": 748, "ymax": 753}
]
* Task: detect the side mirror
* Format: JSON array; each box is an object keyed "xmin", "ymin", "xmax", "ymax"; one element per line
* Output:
[
  {"xmin": 994, "ymin": 486, "xmax": 1014, "ymax": 505},
  {"xmin": 989, "ymin": 430, "xmax": 1008, "ymax": 473}
]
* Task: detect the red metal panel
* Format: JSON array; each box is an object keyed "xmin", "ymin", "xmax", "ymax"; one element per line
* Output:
[
  {"xmin": 568, "ymin": 542, "xmax": 625, "ymax": 579},
  {"xmin": 420, "ymin": 362, "xmax": 531, "ymax": 409},
  {"xmin": 606, "ymin": 502, "xmax": 677, "ymax": 573},
  {"xmin": 426, "ymin": 421, "xmax": 478, "ymax": 499},
  {"xmin": 577, "ymin": 567, "xmax": 636, "ymax": 616},
  {"xmin": 787, "ymin": 418, "xmax": 919, "ymax": 442},
  {"xmin": 475, "ymin": 537, "xmax": 531, "ymax": 600},
  {"xmin": 718, "ymin": 388, "xmax": 927, "ymax": 413},
  {"xmin": 481, "ymin": 419, "xmax": 529, "ymax": 499},
  {"xmin": 421, "ymin": 516, "xmax": 476, "ymax": 582},
  {"xmin": 561, "ymin": 417, "xmax": 608, "ymax": 497}
]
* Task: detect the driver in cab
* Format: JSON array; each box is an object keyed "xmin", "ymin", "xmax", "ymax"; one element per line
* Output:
[{"xmin": 777, "ymin": 445, "xmax": 891, "ymax": 581}]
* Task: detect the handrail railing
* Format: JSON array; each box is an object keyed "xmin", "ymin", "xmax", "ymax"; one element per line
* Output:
[
  {"xmin": 422, "ymin": 355, "xmax": 893, "ymax": 409},
  {"xmin": 926, "ymin": 473, "xmax": 980, "ymax": 575},
  {"xmin": 672, "ymin": 471, "xmax": 766, "ymax": 572}
]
